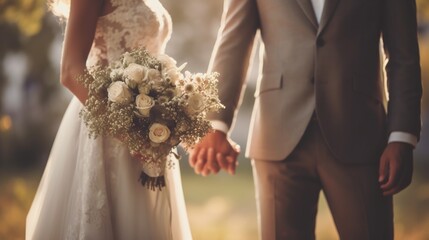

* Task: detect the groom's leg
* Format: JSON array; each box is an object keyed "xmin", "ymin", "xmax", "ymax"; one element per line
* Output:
[
  {"xmin": 314, "ymin": 121, "xmax": 394, "ymax": 240},
  {"xmin": 252, "ymin": 121, "xmax": 322, "ymax": 240}
]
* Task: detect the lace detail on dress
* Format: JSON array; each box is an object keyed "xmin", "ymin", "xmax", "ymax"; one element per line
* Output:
[
  {"xmin": 87, "ymin": 0, "xmax": 172, "ymax": 67},
  {"xmin": 74, "ymin": 1, "xmax": 172, "ymax": 237},
  {"xmin": 64, "ymin": 125, "xmax": 113, "ymax": 240}
]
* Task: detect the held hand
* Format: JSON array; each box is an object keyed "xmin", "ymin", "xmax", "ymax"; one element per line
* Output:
[
  {"xmin": 379, "ymin": 142, "xmax": 414, "ymax": 196},
  {"xmin": 189, "ymin": 130, "xmax": 240, "ymax": 176}
]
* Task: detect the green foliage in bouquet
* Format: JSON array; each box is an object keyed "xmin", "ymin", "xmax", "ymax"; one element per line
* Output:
[{"xmin": 78, "ymin": 49, "xmax": 223, "ymax": 189}]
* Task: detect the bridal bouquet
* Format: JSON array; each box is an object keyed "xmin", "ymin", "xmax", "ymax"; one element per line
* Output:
[{"xmin": 78, "ymin": 49, "xmax": 223, "ymax": 190}]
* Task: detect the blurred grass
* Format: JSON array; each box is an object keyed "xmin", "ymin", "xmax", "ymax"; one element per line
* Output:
[
  {"xmin": 2, "ymin": 159, "xmax": 428, "ymax": 240},
  {"xmin": 0, "ymin": 170, "xmax": 39, "ymax": 240},
  {"xmin": 181, "ymin": 159, "xmax": 429, "ymax": 240}
]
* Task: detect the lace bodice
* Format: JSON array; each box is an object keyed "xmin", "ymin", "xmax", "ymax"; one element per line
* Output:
[{"xmin": 87, "ymin": 0, "xmax": 172, "ymax": 67}]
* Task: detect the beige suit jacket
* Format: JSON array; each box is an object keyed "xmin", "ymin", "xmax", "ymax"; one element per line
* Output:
[{"xmin": 208, "ymin": 0, "xmax": 422, "ymax": 163}]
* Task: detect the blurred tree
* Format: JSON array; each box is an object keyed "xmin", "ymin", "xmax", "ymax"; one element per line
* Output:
[
  {"xmin": 417, "ymin": 0, "xmax": 429, "ymax": 35},
  {"xmin": 0, "ymin": 0, "xmax": 46, "ymax": 37},
  {"xmin": 0, "ymin": 1, "xmax": 62, "ymax": 168},
  {"xmin": 0, "ymin": 0, "xmax": 46, "ymax": 120},
  {"xmin": 417, "ymin": 0, "xmax": 429, "ymax": 20}
]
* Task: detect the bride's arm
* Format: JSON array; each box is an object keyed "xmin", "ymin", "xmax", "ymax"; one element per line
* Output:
[{"xmin": 60, "ymin": 0, "xmax": 105, "ymax": 104}]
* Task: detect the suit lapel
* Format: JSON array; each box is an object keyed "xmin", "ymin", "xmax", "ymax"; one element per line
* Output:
[
  {"xmin": 295, "ymin": 0, "xmax": 318, "ymax": 30},
  {"xmin": 318, "ymin": 0, "xmax": 340, "ymax": 35}
]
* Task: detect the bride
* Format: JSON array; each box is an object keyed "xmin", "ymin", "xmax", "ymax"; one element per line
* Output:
[{"xmin": 26, "ymin": 0, "xmax": 192, "ymax": 239}]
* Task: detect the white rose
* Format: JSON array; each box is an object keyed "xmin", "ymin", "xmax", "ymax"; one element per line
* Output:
[
  {"xmin": 135, "ymin": 94, "xmax": 154, "ymax": 117},
  {"xmin": 157, "ymin": 54, "xmax": 177, "ymax": 69},
  {"xmin": 123, "ymin": 52, "xmax": 135, "ymax": 65},
  {"xmin": 186, "ymin": 93, "xmax": 205, "ymax": 114},
  {"xmin": 107, "ymin": 81, "xmax": 133, "ymax": 104},
  {"xmin": 149, "ymin": 123, "xmax": 171, "ymax": 143},
  {"xmin": 124, "ymin": 63, "xmax": 147, "ymax": 88},
  {"xmin": 146, "ymin": 69, "xmax": 162, "ymax": 81}
]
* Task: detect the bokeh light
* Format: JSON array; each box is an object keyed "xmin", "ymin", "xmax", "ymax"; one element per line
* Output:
[{"xmin": 0, "ymin": 115, "xmax": 12, "ymax": 132}]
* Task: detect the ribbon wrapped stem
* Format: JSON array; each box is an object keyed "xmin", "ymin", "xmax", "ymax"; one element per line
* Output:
[{"xmin": 139, "ymin": 171, "xmax": 166, "ymax": 191}]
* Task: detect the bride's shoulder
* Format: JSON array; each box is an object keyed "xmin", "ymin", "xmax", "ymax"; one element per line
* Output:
[{"xmin": 110, "ymin": 0, "xmax": 122, "ymax": 7}]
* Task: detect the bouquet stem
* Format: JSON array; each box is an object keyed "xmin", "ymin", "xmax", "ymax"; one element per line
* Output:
[{"xmin": 139, "ymin": 171, "xmax": 166, "ymax": 190}]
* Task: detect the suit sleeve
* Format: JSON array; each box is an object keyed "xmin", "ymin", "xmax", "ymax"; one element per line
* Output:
[
  {"xmin": 382, "ymin": 0, "xmax": 422, "ymax": 139},
  {"xmin": 207, "ymin": 0, "xmax": 260, "ymax": 130}
]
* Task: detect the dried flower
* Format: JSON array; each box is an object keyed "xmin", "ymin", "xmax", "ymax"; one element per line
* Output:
[{"xmin": 184, "ymin": 83, "xmax": 195, "ymax": 92}]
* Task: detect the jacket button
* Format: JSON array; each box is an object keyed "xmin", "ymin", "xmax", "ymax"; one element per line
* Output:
[{"xmin": 316, "ymin": 38, "xmax": 325, "ymax": 47}]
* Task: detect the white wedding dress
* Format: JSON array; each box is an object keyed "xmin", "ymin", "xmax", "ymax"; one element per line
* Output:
[{"xmin": 26, "ymin": 0, "xmax": 192, "ymax": 239}]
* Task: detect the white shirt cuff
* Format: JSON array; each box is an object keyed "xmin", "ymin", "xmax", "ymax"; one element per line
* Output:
[
  {"xmin": 210, "ymin": 120, "xmax": 229, "ymax": 134},
  {"xmin": 388, "ymin": 131, "xmax": 418, "ymax": 148},
  {"xmin": 211, "ymin": 123, "xmax": 417, "ymax": 147}
]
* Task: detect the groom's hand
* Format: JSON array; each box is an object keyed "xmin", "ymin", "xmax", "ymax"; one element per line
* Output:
[
  {"xmin": 379, "ymin": 142, "xmax": 414, "ymax": 196},
  {"xmin": 189, "ymin": 131, "xmax": 240, "ymax": 176}
]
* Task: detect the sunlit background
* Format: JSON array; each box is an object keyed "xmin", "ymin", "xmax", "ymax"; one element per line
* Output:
[{"xmin": 0, "ymin": 0, "xmax": 428, "ymax": 239}]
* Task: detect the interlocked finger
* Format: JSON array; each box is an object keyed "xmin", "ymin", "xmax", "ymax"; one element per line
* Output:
[
  {"xmin": 206, "ymin": 148, "xmax": 220, "ymax": 175},
  {"xmin": 216, "ymin": 152, "xmax": 229, "ymax": 171},
  {"xmin": 189, "ymin": 146, "xmax": 200, "ymax": 168},
  {"xmin": 195, "ymin": 148, "xmax": 207, "ymax": 174},
  {"xmin": 226, "ymin": 155, "xmax": 237, "ymax": 175}
]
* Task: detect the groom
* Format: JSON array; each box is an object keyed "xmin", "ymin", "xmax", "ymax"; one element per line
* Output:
[{"xmin": 190, "ymin": 0, "xmax": 422, "ymax": 239}]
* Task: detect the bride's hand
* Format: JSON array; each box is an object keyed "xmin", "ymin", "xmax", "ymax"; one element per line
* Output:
[{"xmin": 189, "ymin": 130, "xmax": 240, "ymax": 176}]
